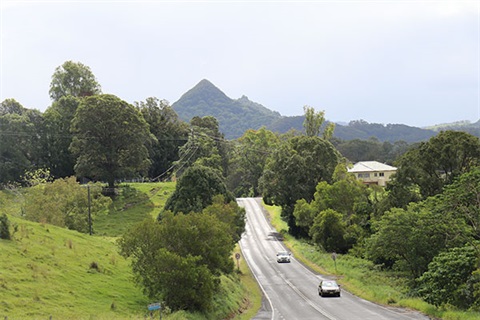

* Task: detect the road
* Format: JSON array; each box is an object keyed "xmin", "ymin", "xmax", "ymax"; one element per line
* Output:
[{"xmin": 237, "ymin": 198, "xmax": 430, "ymax": 320}]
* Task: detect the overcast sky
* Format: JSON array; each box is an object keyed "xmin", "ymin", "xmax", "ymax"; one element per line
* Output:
[{"xmin": 1, "ymin": 0, "xmax": 479, "ymax": 127}]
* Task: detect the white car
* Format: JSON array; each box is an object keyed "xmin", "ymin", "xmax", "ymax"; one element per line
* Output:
[
  {"xmin": 276, "ymin": 251, "xmax": 291, "ymax": 263},
  {"xmin": 318, "ymin": 280, "xmax": 341, "ymax": 297}
]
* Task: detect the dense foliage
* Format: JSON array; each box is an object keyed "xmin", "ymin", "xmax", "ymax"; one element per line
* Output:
[
  {"xmin": 49, "ymin": 60, "xmax": 101, "ymax": 101},
  {"xmin": 259, "ymin": 135, "xmax": 341, "ymax": 236},
  {"xmin": 70, "ymin": 94, "xmax": 153, "ymax": 188},
  {"xmin": 119, "ymin": 202, "xmax": 243, "ymax": 311},
  {"xmin": 163, "ymin": 165, "xmax": 235, "ymax": 214}
]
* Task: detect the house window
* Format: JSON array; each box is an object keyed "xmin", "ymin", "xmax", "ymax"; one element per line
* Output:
[
  {"xmin": 374, "ymin": 173, "xmax": 378, "ymax": 177},
  {"xmin": 358, "ymin": 173, "xmax": 370, "ymax": 178},
  {"xmin": 379, "ymin": 172, "xmax": 384, "ymax": 177}
]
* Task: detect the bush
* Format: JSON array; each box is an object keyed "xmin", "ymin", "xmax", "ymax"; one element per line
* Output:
[{"xmin": 0, "ymin": 213, "xmax": 11, "ymax": 240}]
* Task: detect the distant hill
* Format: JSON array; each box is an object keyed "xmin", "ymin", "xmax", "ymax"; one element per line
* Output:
[
  {"xmin": 171, "ymin": 80, "xmax": 471, "ymax": 143},
  {"xmin": 426, "ymin": 120, "xmax": 480, "ymax": 137},
  {"xmin": 172, "ymin": 79, "xmax": 282, "ymax": 139}
]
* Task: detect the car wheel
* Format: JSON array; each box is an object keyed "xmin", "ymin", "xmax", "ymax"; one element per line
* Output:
[
  {"xmin": 337, "ymin": 293, "xmax": 341, "ymax": 297},
  {"xmin": 319, "ymin": 291, "xmax": 323, "ymax": 297}
]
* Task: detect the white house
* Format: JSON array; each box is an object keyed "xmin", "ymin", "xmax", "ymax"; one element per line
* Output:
[{"xmin": 347, "ymin": 161, "xmax": 397, "ymax": 186}]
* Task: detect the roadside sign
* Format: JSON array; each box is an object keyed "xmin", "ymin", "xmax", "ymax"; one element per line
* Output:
[
  {"xmin": 235, "ymin": 253, "xmax": 241, "ymax": 260},
  {"xmin": 148, "ymin": 302, "xmax": 161, "ymax": 311}
]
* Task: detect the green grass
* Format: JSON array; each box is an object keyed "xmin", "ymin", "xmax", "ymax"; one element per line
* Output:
[
  {"xmin": 0, "ymin": 182, "xmax": 260, "ymax": 319},
  {"xmin": 0, "ymin": 215, "xmax": 148, "ymax": 319},
  {"xmin": 94, "ymin": 182, "xmax": 176, "ymax": 237},
  {"xmin": 262, "ymin": 201, "xmax": 480, "ymax": 320}
]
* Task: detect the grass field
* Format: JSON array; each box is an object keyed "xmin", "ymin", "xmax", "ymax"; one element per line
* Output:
[{"xmin": 0, "ymin": 182, "xmax": 260, "ymax": 320}]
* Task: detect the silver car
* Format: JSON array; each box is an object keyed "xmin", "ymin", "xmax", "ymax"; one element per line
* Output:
[
  {"xmin": 276, "ymin": 251, "xmax": 291, "ymax": 263},
  {"xmin": 318, "ymin": 280, "xmax": 341, "ymax": 297}
]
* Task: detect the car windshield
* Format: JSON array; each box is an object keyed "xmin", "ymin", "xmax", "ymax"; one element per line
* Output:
[
  {"xmin": 277, "ymin": 252, "xmax": 289, "ymax": 256},
  {"xmin": 322, "ymin": 281, "xmax": 337, "ymax": 287}
]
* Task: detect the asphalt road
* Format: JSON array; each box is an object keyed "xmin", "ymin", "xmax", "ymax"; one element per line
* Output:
[{"xmin": 237, "ymin": 198, "xmax": 431, "ymax": 320}]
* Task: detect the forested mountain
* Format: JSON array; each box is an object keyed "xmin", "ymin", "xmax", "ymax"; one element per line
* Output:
[
  {"xmin": 172, "ymin": 80, "xmax": 440, "ymax": 142},
  {"xmin": 172, "ymin": 79, "xmax": 282, "ymax": 139}
]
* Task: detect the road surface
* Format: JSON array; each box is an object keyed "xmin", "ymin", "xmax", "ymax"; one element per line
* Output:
[{"xmin": 237, "ymin": 198, "xmax": 430, "ymax": 320}]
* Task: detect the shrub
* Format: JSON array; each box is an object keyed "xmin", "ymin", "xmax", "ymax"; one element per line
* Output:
[{"xmin": 0, "ymin": 213, "xmax": 11, "ymax": 240}]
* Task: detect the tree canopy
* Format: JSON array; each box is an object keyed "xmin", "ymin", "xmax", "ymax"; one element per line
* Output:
[
  {"xmin": 70, "ymin": 94, "xmax": 153, "ymax": 188},
  {"xmin": 163, "ymin": 164, "xmax": 235, "ymax": 215},
  {"xmin": 49, "ymin": 61, "xmax": 101, "ymax": 101}
]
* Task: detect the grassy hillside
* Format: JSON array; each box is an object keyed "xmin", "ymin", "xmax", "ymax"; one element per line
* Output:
[
  {"xmin": 0, "ymin": 215, "xmax": 148, "ymax": 319},
  {"xmin": 0, "ymin": 183, "xmax": 260, "ymax": 320}
]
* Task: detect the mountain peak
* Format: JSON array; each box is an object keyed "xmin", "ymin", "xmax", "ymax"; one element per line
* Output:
[{"xmin": 194, "ymin": 79, "xmax": 216, "ymax": 89}]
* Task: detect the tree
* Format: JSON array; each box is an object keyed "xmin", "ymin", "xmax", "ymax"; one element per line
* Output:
[
  {"xmin": 365, "ymin": 203, "xmax": 469, "ymax": 279},
  {"xmin": 259, "ymin": 135, "xmax": 340, "ymax": 236},
  {"xmin": 119, "ymin": 210, "xmax": 237, "ymax": 311},
  {"xmin": 42, "ymin": 96, "xmax": 80, "ymax": 178},
  {"xmin": 227, "ymin": 127, "xmax": 279, "ymax": 196},
  {"xmin": 202, "ymin": 195, "xmax": 246, "ymax": 243},
  {"xmin": 135, "ymin": 97, "xmax": 189, "ymax": 180},
  {"xmin": 418, "ymin": 245, "xmax": 479, "ymax": 308},
  {"xmin": 302, "ymin": 105, "xmax": 335, "ymax": 139},
  {"xmin": 49, "ymin": 61, "xmax": 101, "ymax": 101},
  {"xmin": 293, "ymin": 174, "xmax": 372, "ymax": 250},
  {"xmin": 437, "ymin": 167, "xmax": 480, "ymax": 238},
  {"xmin": 162, "ymin": 165, "xmax": 235, "ymax": 215},
  {"xmin": 70, "ymin": 94, "xmax": 153, "ymax": 188},
  {"xmin": 391, "ymin": 131, "xmax": 480, "ymax": 201},
  {"xmin": 310, "ymin": 209, "xmax": 348, "ymax": 253},
  {"xmin": 303, "ymin": 105, "xmax": 325, "ymax": 137},
  {"xmin": 176, "ymin": 116, "xmax": 229, "ymax": 178},
  {"xmin": 0, "ymin": 98, "xmax": 25, "ymax": 116},
  {"xmin": 0, "ymin": 100, "xmax": 45, "ymax": 186}
]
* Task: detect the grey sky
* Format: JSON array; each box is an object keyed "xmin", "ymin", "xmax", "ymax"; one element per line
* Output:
[{"xmin": 1, "ymin": 0, "xmax": 479, "ymax": 127}]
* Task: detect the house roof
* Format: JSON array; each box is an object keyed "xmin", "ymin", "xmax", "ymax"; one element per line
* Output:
[{"xmin": 347, "ymin": 161, "xmax": 397, "ymax": 173}]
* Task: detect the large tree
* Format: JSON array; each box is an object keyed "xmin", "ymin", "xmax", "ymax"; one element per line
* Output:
[
  {"xmin": 135, "ymin": 97, "xmax": 189, "ymax": 180},
  {"xmin": 0, "ymin": 99, "xmax": 45, "ymax": 185},
  {"xmin": 227, "ymin": 127, "xmax": 280, "ymax": 197},
  {"xmin": 70, "ymin": 94, "xmax": 153, "ymax": 188},
  {"xmin": 42, "ymin": 96, "xmax": 80, "ymax": 178},
  {"xmin": 49, "ymin": 61, "xmax": 101, "ymax": 102}
]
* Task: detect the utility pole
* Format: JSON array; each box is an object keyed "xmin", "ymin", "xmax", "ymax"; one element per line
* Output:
[{"xmin": 87, "ymin": 185, "xmax": 92, "ymax": 235}]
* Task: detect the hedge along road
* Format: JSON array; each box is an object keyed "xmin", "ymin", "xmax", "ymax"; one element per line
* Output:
[{"xmin": 237, "ymin": 198, "xmax": 430, "ymax": 320}]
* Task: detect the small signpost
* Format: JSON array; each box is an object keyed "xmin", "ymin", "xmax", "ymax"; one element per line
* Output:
[
  {"xmin": 331, "ymin": 252, "xmax": 337, "ymax": 273},
  {"xmin": 235, "ymin": 252, "xmax": 241, "ymax": 270},
  {"xmin": 147, "ymin": 302, "xmax": 161, "ymax": 319}
]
